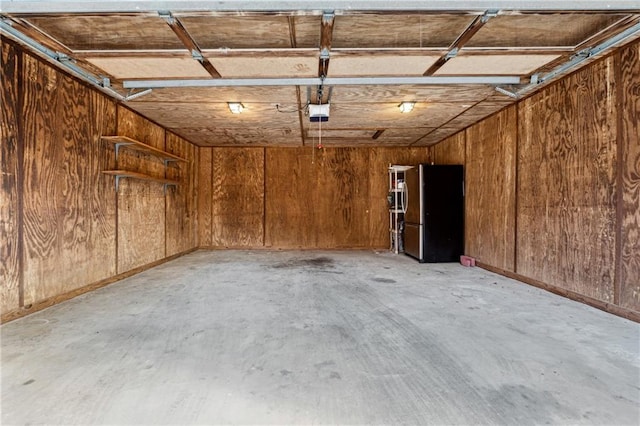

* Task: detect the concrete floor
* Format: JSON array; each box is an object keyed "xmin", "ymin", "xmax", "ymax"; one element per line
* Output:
[{"xmin": 1, "ymin": 250, "xmax": 639, "ymax": 425}]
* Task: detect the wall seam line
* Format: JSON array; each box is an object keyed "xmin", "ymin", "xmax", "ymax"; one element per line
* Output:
[
  {"xmin": 513, "ymin": 104, "xmax": 519, "ymax": 273},
  {"xmin": 263, "ymin": 147, "xmax": 267, "ymax": 247},
  {"xmin": 114, "ymin": 106, "xmax": 119, "ymax": 274},
  {"xmin": 17, "ymin": 43, "xmax": 25, "ymax": 309},
  {"xmin": 613, "ymin": 50, "xmax": 624, "ymax": 306}
]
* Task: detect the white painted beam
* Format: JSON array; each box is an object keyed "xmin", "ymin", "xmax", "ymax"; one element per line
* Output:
[
  {"xmin": 1, "ymin": 0, "xmax": 638, "ymax": 14},
  {"xmin": 122, "ymin": 76, "xmax": 523, "ymax": 88}
]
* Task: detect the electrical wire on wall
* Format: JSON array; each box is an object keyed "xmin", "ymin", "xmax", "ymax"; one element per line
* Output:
[{"xmin": 275, "ymin": 103, "xmax": 308, "ymax": 114}]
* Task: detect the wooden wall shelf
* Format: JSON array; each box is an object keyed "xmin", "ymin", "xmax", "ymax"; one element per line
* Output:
[
  {"xmin": 102, "ymin": 135, "xmax": 186, "ymax": 192},
  {"xmin": 101, "ymin": 135, "xmax": 187, "ymax": 164}
]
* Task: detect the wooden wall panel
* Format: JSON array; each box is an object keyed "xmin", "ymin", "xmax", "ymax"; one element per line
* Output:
[
  {"xmin": 367, "ymin": 147, "xmax": 431, "ymax": 248},
  {"xmin": 22, "ymin": 54, "xmax": 117, "ymax": 305},
  {"xmin": 465, "ymin": 107, "xmax": 517, "ymax": 271},
  {"xmin": 264, "ymin": 148, "xmax": 317, "ymax": 248},
  {"xmin": 316, "ymin": 148, "xmax": 371, "ymax": 248},
  {"xmin": 1, "ymin": 40, "xmax": 21, "ymax": 314},
  {"xmin": 265, "ymin": 147, "xmax": 375, "ymax": 248},
  {"xmin": 197, "ymin": 148, "xmax": 213, "ymax": 246},
  {"xmin": 431, "ymin": 132, "xmax": 466, "ymax": 165},
  {"xmin": 618, "ymin": 42, "xmax": 640, "ymax": 312},
  {"xmin": 116, "ymin": 107, "xmax": 166, "ymax": 273},
  {"xmin": 165, "ymin": 132, "xmax": 197, "ymax": 256},
  {"xmin": 210, "ymin": 148, "xmax": 264, "ymax": 247},
  {"xmin": 517, "ymin": 58, "xmax": 617, "ymax": 303},
  {"xmin": 188, "ymin": 140, "xmax": 199, "ymax": 250}
]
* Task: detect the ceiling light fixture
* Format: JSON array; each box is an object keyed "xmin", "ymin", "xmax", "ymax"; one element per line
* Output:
[
  {"xmin": 228, "ymin": 102, "xmax": 244, "ymax": 114},
  {"xmin": 398, "ymin": 101, "xmax": 415, "ymax": 113}
]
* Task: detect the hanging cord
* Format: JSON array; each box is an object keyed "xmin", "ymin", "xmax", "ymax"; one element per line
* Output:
[
  {"xmin": 318, "ymin": 113, "xmax": 323, "ymax": 149},
  {"xmin": 317, "ymin": 81, "xmax": 324, "ymax": 151},
  {"xmin": 311, "ymin": 80, "xmax": 327, "ymax": 163}
]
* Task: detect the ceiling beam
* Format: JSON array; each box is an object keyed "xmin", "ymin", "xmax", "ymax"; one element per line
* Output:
[
  {"xmin": 295, "ymin": 86, "xmax": 306, "ymax": 146},
  {"xmin": 9, "ymin": 17, "xmax": 72, "ymax": 53},
  {"xmin": 2, "ymin": 1, "xmax": 639, "ymax": 14},
  {"xmin": 424, "ymin": 9, "xmax": 496, "ymax": 76},
  {"xmin": 74, "ymin": 48, "xmax": 319, "ymax": 58},
  {"xmin": 287, "ymin": 16, "xmax": 297, "ymax": 47},
  {"xmin": 318, "ymin": 11, "xmax": 335, "ymax": 78},
  {"xmin": 72, "ymin": 47, "xmax": 570, "ymax": 59},
  {"xmin": 0, "ymin": 18, "xmax": 126, "ymax": 99},
  {"xmin": 517, "ymin": 18, "xmax": 640, "ymax": 96},
  {"xmin": 123, "ymin": 75, "xmax": 523, "ymax": 89},
  {"xmin": 158, "ymin": 11, "xmax": 221, "ymax": 78},
  {"xmin": 288, "ymin": 15, "xmax": 306, "ymax": 147},
  {"xmin": 515, "ymin": 15, "xmax": 640, "ymax": 83},
  {"xmin": 574, "ymin": 14, "xmax": 640, "ymax": 51}
]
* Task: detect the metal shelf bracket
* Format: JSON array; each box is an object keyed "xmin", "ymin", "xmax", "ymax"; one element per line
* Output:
[
  {"xmin": 114, "ymin": 142, "xmax": 134, "ymax": 161},
  {"xmin": 163, "ymin": 183, "xmax": 177, "ymax": 194}
]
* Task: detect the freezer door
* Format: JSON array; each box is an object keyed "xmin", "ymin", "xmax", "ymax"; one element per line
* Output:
[
  {"xmin": 422, "ymin": 165, "xmax": 465, "ymax": 262},
  {"xmin": 404, "ymin": 223, "xmax": 423, "ymax": 261},
  {"xmin": 404, "ymin": 166, "xmax": 422, "ymax": 225}
]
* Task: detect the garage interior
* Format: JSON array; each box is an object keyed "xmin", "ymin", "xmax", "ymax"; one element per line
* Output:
[{"xmin": 1, "ymin": 0, "xmax": 639, "ymax": 424}]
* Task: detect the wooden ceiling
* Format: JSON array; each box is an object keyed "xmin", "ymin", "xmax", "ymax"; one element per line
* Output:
[{"xmin": 2, "ymin": 2, "xmax": 639, "ymax": 147}]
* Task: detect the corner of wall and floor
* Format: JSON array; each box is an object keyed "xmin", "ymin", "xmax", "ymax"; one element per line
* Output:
[
  {"xmin": 1, "ymin": 38, "xmax": 199, "ymax": 323},
  {"xmin": 429, "ymin": 38, "xmax": 640, "ymax": 322}
]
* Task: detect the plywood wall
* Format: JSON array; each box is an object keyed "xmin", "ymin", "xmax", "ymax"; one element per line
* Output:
[
  {"xmin": 21, "ymin": 54, "xmax": 118, "ymax": 305},
  {"xmin": 431, "ymin": 132, "xmax": 466, "ymax": 165},
  {"xmin": 1, "ymin": 39, "xmax": 198, "ymax": 321},
  {"xmin": 3, "ymin": 33, "xmax": 638, "ymax": 320},
  {"xmin": 430, "ymin": 38, "xmax": 639, "ymax": 318},
  {"xmin": 465, "ymin": 107, "xmax": 517, "ymax": 272},
  {"xmin": 197, "ymin": 147, "xmax": 213, "ymax": 246},
  {"xmin": 264, "ymin": 148, "xmax": 317, "ymax": 248},
  {"xmin": 518, "ymin": 58, "xmax": 617, "ymax": 302},
  {"xmin": 166, "ymin": 132, "xmax": 198, "ymax": 256},
  {"xmin": 211, "ymin": 148, "xmax": 264, "ymax": 247},
  {"xmin": 618, "ymin": 41, "xmax": 640, "ymax": 312},
  {"xmin": 266, "ymin": 147, "xmax": 372, "ymax": 248},
  {"xmin": 0, "ymin": 40, "xmax": 21, "ymax": 315},
  {"xmin": 198, "ymin": 146, "xmax": 430, "ymax": 249},
  {"xmin": 198, "ymin": 147, "xmax": 265, "ymax": 248},
  {"xmin": 115, "ymin": 107, "xmax": 167, "ymax": 273}
]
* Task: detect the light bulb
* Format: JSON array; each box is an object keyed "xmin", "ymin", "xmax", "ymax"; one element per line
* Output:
[
  {"xmin": 228, "ymin": 102, "xmax": 244, "ymax": 114},
  {"xmin": 398, "ymin": 101, "xmax": 415, "ymax": 113}
]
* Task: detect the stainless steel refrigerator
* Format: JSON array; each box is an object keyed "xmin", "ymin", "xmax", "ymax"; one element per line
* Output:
[{"xmin": 404, "ymin": 164, "xmax": 464, "ymax": 262}]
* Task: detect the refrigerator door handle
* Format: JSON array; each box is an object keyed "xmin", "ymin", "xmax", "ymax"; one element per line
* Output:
[{"xmin": 402, "ymin": 182, "xmax": 408, "ymax": 213}]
